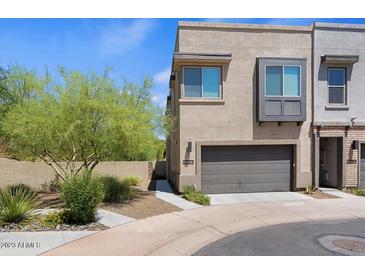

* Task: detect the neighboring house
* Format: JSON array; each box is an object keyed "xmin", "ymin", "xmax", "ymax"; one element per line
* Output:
[
  {"xmin": 166, "ymin": 21, "xmax": 312, "ymax": 194},
  {"xmin": 312, "ymin": 23, "xmax": 365, "ymax": 190}
]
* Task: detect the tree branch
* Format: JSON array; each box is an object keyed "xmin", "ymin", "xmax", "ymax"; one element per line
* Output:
[{"xmin": 32, "ymin": 150, "xmax": 66, "ymax": 181}]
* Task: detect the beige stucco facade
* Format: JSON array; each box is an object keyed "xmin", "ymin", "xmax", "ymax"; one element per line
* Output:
[
  {"xmin": 312, "ymin": 23, "xmax": 365, "ymax": 189},
  {"xmin": 166, "ymin": 22, "xmax": 313, "ymax": 192}
]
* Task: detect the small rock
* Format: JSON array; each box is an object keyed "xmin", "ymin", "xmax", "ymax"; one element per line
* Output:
[{"xmin": 56, "ymin": 224, "xmax": 61, "ymax": 230}]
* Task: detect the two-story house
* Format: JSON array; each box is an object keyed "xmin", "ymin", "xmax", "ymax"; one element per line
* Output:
[
  {"xmin": 166, "ymin": 21, "xmax": 312, "ymax": 194},
  {"xmin": 312, "ymin": 23, "xmax": 365, "ymax": 190},
  {"xmin": 166, "ymin": 21, "xmax": 365, "ymax": 194}
]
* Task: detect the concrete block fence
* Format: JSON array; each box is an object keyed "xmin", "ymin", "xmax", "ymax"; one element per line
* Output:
[{"xmin": 0, "ymin": 158, "xmax": 166, "ymax": 190}]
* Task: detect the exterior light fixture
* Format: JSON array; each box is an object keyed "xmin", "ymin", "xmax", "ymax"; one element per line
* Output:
[
  {"xmin": 187, "ymin": 141, "xmax": 192, "ymax": 152},
  {"xmin": 352, "ymin": 140, "xmax": 359, "ymax": 150}
]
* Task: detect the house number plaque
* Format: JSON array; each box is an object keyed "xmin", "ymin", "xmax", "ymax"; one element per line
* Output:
[{"xmin": 182, "ymin": 160, "xmax": 194, "ymax": 165}]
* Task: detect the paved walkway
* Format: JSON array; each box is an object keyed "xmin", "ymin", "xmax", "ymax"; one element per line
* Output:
[
  {"xmin": 97, "ymin": 209, "xmax": 135, "ymax": 227},
  {"xmin": 155, "ymin": 180, "xmax": 202, "ymax": 210},
  {"xmin": 208, "ymin": 191, "xmax": 313, "ymax": 205},
  {"xmin": 0, "ymin": 208, "xmax": 135, "ymax": 255},
  {"xmin": 43, "ymin": 191, "xmax": 365, "ymax": 256},
  {"xmin": 319, "ymin": 187, "xmax": 357, "ymax": 199},
  {"xmin": 0, "ymin": 231, "xmax": 96, "ymax": 256}
]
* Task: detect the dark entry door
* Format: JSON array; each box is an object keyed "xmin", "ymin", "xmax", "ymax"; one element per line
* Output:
[{"xmin": 360, "ymin": 144, "xmax": 365, "ymax": 188}]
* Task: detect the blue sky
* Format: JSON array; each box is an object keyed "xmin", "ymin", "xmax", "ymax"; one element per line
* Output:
[{"xmin": 1, "ymin": 18, "xmax": 365, "ymax": 107}]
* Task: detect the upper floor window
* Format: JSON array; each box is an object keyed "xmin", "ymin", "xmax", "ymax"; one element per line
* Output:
[
  {"xmin": 265, "ymin": 66, "xmax": 301, "ymax": 97},
  {"xmin": 183, "ymin": 67, "xmax": 221, "ymax": 98},
  {"xmin": 328, "ymin": 68, "xmax": 346, "ymax": 105}
]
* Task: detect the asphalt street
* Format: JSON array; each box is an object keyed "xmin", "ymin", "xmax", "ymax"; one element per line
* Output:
[{"xmin": 194, "ymin": 219, "xmax": 365, "ymax": 256}]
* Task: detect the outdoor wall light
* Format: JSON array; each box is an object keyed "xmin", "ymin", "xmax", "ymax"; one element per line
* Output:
[
  {"xmin": 352, "ymin": 140, "xmax": 359, "ymax": 150},
  {"xmin": 187, "ymin": 141, "xmax": 192, "ymax": 152}
]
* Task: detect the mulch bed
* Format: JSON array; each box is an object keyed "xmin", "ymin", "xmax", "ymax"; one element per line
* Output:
[
  {"xmin": 1, "ymin": 187, "xmax": 181, "ymax": 232},
  {"xmin": 37, "ymin": 189, "xmax": 181, "ymax": 220},
  {"xmin": 304, "ymin": 191, "xmax": 340, "ymax": 199},
  {"xmin": 100, "ymin": 189, "xmax": 181, "ymax": 219},
  {"xmin": 1, "ymin": 192, "xmax": 108, "ymax": 232},
  {"xmin": 0, "ymin": 218, "xmax": 108, "ymax": 232}
]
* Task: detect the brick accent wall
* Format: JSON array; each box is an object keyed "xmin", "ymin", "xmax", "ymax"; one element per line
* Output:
[{"xmin": 313, "ymin": 126, "xmax": 365, "ymax": 187}]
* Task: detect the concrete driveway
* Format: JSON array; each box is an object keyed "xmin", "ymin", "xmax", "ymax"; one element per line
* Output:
[
  {"xmin": 208, "ymin": 191, "xmax": 313, "ymax": 205},
  {"xmin": 43, "ymin": 191, "xmax": 365, "ymax": 256}
]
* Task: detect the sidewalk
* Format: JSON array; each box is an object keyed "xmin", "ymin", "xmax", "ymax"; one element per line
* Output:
[
  {"xmin": 43, "ymin": 192, "xmax": 365, "ymax": 256},
  {"xmin": 155, "ymin": 180, "xmax": 202, "ymax": 210},
  {"xmin": 0, "ymin": 208, "xmax": 135, "ymax": 256}
]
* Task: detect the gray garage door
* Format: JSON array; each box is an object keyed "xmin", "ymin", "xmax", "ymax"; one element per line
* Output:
[
  {"xmin": 201, "ymin": 145, "xmax": 293, "ymax": 194},
  {"xmin": 360, "ymin": 144, "xmax": 365, "ymax": 189}
]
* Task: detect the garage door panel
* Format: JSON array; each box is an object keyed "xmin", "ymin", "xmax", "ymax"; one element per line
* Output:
[
  {"xmin": 202, "ymin": 160, "xmax": 291, "ymax": 174},
  {"xmin": 202, "ymin": 182, "xmax": 290, "ymax": 194},
  {"xmin": 201, "ymin": 145, "xmax": 292, "ymax": 194},
  {"xmin": 202, "ymin": 173, "xmax": 291, "ymax": 185},
  {"xmin": 202, "ymin": 146, "xmax": 292, "ymax": 162}
]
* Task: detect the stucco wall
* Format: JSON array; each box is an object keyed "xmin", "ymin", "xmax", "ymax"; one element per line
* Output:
[
  {"xmin": 313, "ymin": 23, "xmax": 365, "ymax": 124},
  {"xmin": 0, "ymin": 158, "xmax": 154, "ymax": 190},
  {"xmin": 172, "ymin": 22, "xmax": 313, "ymax": 191}
]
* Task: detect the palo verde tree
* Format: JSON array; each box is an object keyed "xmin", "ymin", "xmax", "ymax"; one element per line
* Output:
[{"xmin": 2, "ymin": 67, "xmax": 170, "ymax": 181}]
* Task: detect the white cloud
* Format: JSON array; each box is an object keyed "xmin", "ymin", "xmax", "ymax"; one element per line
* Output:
[
  {"xmin": 151, "ymin": 94, "xmax": 166, "ymax": 108},
  {"xmin": 153, "ymin": 67, "xmax": 170, "ymax": 85},
  {"xmin": 151, "ymin": 95, "xmax": 160, "ymax": 103},
  {"xmin": 99, "ymin": 19, "xmax": 156, "ymax": 56}
]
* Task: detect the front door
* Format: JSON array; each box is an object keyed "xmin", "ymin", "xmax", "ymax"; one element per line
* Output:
[{"xmin": 360, "ymin": 144, "xmax": 365, "ymax": 188}]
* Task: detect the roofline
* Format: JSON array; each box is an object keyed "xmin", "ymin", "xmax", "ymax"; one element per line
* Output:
[
  {"xmin": 178, "ymin": 21, "xmax": 313, "ymax": 33},
  {"xmin": 314, "ymin": 22, "xmax": 365, "ymax": 31}
]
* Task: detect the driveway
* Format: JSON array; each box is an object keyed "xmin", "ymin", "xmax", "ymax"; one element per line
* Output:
[
  {"xmin": 43, "ymin": 191, "xmax": 365, "ymax": 256},
  {"xmin": 208, "ymin": 191, "xmax": 313, "ymax": 205},
  {"xmin": 194, "ymin": 218, "xmax": 365, "ymax": 256}
]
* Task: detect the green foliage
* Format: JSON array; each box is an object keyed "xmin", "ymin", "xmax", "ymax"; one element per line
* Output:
[
  {"xmin": 0, "ymin": 64, "xmax": 46, "ymax": 119},
  {"xmin": 305, "ymin": 185, "xmax": 316, "ymax": 195},
  {"xmin": 42, "ymin": 209, "xmax": 70, "ymax": 228},
  {"xmin": 61, "ymin": 173, "xmax": 104, "ymax": 224},
  {"xmin": 121, "ymin": 176, "xmax": 141, "ymax": 186},
  {"xmin": 101, "ymin": 176, "xmax": 134, "ymax": 203},
  {"xmin": 41, "ymin": 177, "xmax": 62, "ymax": 193},
  {"xmin": 182, "ymin": 185, "xmax": 210, "ymax": 206},
  {"xmin": 2, "ymin": 68, "xmax": 171, "ymax": 180},
  {"xmin": 350, "ymin": 188, "xmax": 365, "ymax": 196},
  {"xmin": 154, "ymin": 139, "xmax": 166, "ymax": 160},
  {"xmin": 7, "ymin": 183, "xmax": 35, "ymax": 196},
  {"xmin": 0, "ymin": 187, "xmax": 39, "ymax": 224},
  {"xmin": 0, "ymin": 64, "xmax": 48, "ymax": 157}
]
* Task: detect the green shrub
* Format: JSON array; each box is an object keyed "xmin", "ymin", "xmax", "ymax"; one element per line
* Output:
[
  {"xmin": 305, "ymin": 185, "xmax": 316, "ymax": 195},
  {"xmin": 100, "ymin": 176, "xmax": 134, "ymax": 203},
  {"xmin": 7, "ymin": 183, "xmax": 35, "ymax": 196},
  {"xmin": 61, "ymin": 173, "xmax": 104, "ymax": 224},
  {"xmin": 42, "ymin": 209, "xmax": 70, "ymax": 228},
  {"xmin": 41, "ymin": 176, "xmax": 62, "ymax": 193},
  {"xmin": 0, "ymin": 188, "xmax": 39, "ymax": 224},
  {"xmin": 350, "ymin": 188, "xmax": 365, "ymax": 196},
  {"xmin": 121, "ymin": 176, "xmax": 141, "ymax": 186},
  {"xmin": 182, "ymin": 185, "xmax": 210, "ymax": 206}
]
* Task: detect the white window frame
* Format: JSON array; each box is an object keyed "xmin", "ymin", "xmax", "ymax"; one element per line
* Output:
[
  {"xmin": 264, "ymin": 65, "xmax": 302, "ymax": 97},
  {"xmin": 182, "ymin": 66, "xmax": 222, "ymax": 99},
  {"xmin": 327, "ymin": 67, "xmax": 347, "ymax": 106}
]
